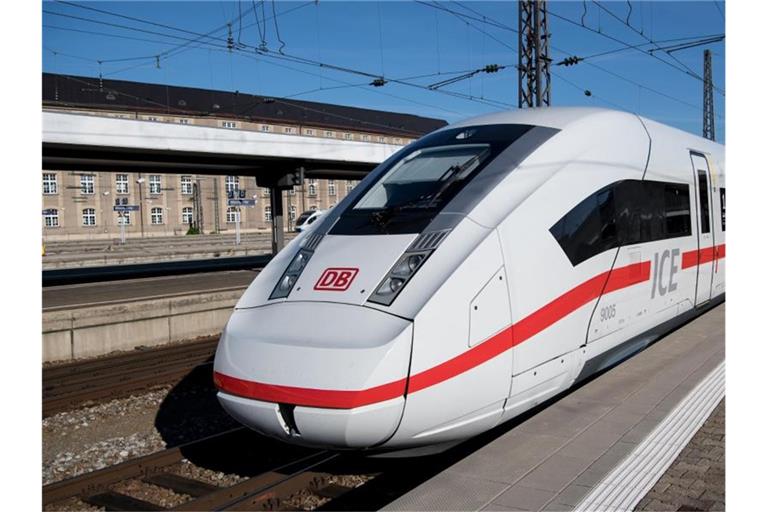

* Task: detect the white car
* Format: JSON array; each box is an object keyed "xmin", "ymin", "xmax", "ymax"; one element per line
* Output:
[{"xmin": 294, "ymin": 210, "xmax": 325, "ymax": 232}]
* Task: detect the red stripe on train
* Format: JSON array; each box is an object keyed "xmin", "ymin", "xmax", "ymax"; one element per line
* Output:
[
  {"xmin": 213, "ymin": 372, "xmax": 407, "ymax": 409},
  {"xmin": 215, "ymin": 260, "xmax": 651, "ymax": 408},
  {"xmin": 682, "ymin": 243, "xmax": 726, "ymax": 269}
]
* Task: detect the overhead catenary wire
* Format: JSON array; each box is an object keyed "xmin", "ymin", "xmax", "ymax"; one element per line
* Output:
[
  {"xmin": 547, "ymin": 7, "xmax": 725, "ymax": 97},
  {"xmin": 418, "ymin": 1, "xmax": 651, "ymax": 113},
  {"xmin": 45, "ymin": 0, "xmax": 724, "ymax": 125},
  {"xmin": 46, "ymin": 6, "xmax": 485, "ymax": 131},
  {"xmin": 46, "ymin": 1, "xmax": 508, "ymax": 110},
  {"xmin": 590, "ymin": 1, "xmax": 724, "ymax": 95},
  {"xmin": 420, "ymin": 1, "xmax": 723, "ymax": 120}
]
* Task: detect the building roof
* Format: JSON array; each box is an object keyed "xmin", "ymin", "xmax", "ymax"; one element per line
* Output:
[{"xmin": 42, "ymin": 73, "xmax": 447, "ymax": 138}]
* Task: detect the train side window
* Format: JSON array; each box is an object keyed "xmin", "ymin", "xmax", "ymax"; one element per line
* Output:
[
  {"xmin": 552, "ymin": 179, "xmax": 692, "ymax": 266},
  {"xmin": 663, "ymin": 183, "xmax": 692, "ymax": 238},
  {"xmin": 549, "ymin": 186, "xmax": 617, "ymax": 266},
  {"xmin": 698, "ymin": 170, "xmax": 711, "ymax": 233},
  {"xmin": 719, "ymin": 188, "xmax": 725, "ymax": 231}
]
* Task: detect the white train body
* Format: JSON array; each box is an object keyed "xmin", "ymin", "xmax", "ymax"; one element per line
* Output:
[{"xmin": 213, "ymin": 108, "xmax": 725, "ymax": 454}]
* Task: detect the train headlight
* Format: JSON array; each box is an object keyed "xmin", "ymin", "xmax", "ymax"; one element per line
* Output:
[
  {"xmin": 270, "ymin": 249, "xmax": 313, "ymax": 300},
  {"xmin": 369, "ymin": 250, "xmax": 430, "ymax": 306}
]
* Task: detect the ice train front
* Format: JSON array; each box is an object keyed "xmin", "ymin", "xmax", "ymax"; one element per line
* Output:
[{"xmin": 213, "ymin": 115, "xmax": 563, "ymax": 450}]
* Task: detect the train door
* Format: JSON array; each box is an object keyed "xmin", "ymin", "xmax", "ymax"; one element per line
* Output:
[{"xmin": 690, "ymin": 152, "xmax": 715, "ymax": 305}]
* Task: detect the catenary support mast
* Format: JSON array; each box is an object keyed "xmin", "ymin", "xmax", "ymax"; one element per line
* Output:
[
  {"xmin": 703, "ymin": 49, "xmax": 716, "ymax": 141},
  {"xmin": 518, "ymin": 0, "xmax": 551, "ymax": 108}
]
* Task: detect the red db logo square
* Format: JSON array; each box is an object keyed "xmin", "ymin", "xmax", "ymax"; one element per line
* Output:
[{"xmin": 314, "ymin": 268, "xmax": 359, "ymax": 291}]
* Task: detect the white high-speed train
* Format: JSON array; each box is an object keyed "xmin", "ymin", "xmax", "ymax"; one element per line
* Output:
[{"xmin": 213, "ymin": 108, "xmax": 725, "ymax": 455}]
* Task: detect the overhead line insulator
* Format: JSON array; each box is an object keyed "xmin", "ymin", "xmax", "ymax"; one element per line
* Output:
[{"xmin": 557, "ymin": 56, "xmax": 583, "ymax": 67}]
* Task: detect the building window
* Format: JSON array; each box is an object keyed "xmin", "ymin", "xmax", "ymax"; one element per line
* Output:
[
  {"xmin": 80, "ymin": 175, "xmax": 94, "ymax": 195},
  {"xmin": 117, "ymin": 211, "xmax": 131, "ymax": 225},
  {"xmin": 222, "ymin": 121, "xmax": 237, "ymax": 129},
  {"xmin": 284, "ymin": 127, "xmax": 296, "ymax": 134},
  {"xmin": 226, "ymin": 207, "xmax": 240, "ymax": 223},
  {"xmin": 264, "ymin": 206, "xmax": 272, "ymax": 222},
  {"xmin": 225, "ymin": 176, "xmax": 240, "ymax": 194},
  {"xmin": 180, "ymin": 176, "xmax": 193, "ymax": 195},
  {"xmin": 289, "ymin": 205, "xmax": 296, "ymax": 221},
  {"xmin": 151, "ymin": 207, "xmax": 164, "ymax": 225},
  {"xmin": 344, "ymin": 133, "xmax": 353, "ymax": 140},
  {"xmin": 346, "ymin": 180, "xmax": 355, "ymax": 193},
  {"xmin": 261, "ymin": 125, "xmax": 271, "ymax": 132},
  {"xmin": 149, "ymin": 175, "xmax": 162, "ymax": 195},
  {"xmin": 289, "ymin": 186, "xmax": 295, "ymax": 196},
  {"xmin": 179, "ymin": 118, "xmax": 189, "ymax": 125},
  {"xmin": 325, "ymin": 130, "xmax": 334, "ymax": 138},
  {"xmin": 82, "ymin": 208, "xmax": 96, "ymax": 226},
  {"xmin": 263, "ymin": 187, "xmax": 271, "ymax": 197},
  {"xmin": 363, "ymin": 135, "xmax": 371, "ymax": 142},
  {"xmin": 310, "ymin": 205, "xmax": 318, "ymax": 211},
  {"xmin": 182, "ymin": 207, "xmax": 194, "ymax": 225},
  {"xmin": 328, "ymin": 180, "xmax": 336, "ymax": 196},
  {"xmin": 308, "ymin": 180, "xmax": 317, "ymax": 197},
  {"xmin": 147, "ymin": 116, "xmax": 159, "ymax": 121},
  {"xmin": 44, "ymin": 209, "xmax": 59, "ymax": 227},
  {"xmin": 43, "ymin": 173, "xmax": 58, "ymax": 195},
  {"xmin": 115, "ymin": 174, "xmax": 129, "ymax": 194},
  {"xmin": 394, "ymin": 138, "xmax": 402, "ymax": 144},
  {"xmin": 378, "ymin": 136, "xmax": 386, "ymax": 143},
  {"xmin": 305, "ymin": 128, "xmax": 314, "ymax": 136}
]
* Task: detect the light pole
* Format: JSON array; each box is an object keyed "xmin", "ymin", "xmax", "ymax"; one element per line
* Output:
[{"xmin": 136, "ymin": 177, "xmax": 145, "ymax": 238}]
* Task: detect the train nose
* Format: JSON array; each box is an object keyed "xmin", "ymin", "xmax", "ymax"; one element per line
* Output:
[{"xmin": 213, "ymin": 302, "xmax": 412, "ymax": 449}]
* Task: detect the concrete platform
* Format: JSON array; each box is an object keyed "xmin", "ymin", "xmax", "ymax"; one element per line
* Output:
[
  {"xmin": 42, "ymin": 233, "xmax": 296, "ymax": 269},
  {"xmin": 43, "ymin": 270, "xmax": 257, "ymax": 310},
  {"xmin": 42, "ymin": 271, "xmax": 260, "ymax": 362},
  {"xmin": 383, "ymin": 304, "xmax": 725, "ymax": 512}
]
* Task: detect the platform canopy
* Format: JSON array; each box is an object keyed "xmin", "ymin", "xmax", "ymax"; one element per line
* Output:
[{"xmin": 42, "ymin": 111, "xmax": 410, "ymax": 179}]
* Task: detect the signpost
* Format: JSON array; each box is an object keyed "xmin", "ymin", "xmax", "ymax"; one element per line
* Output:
[
  {"xmin": 227, "ymin": 191, "xmax": 256, "ymax": 246},
  {"xmin": 113, "ymin": 204, "xmax": 139, "ymax": 244}
]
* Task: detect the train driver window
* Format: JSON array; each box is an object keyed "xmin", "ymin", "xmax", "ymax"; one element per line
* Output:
[{"xmin": 353, "ymin": 144, "xmax": 490, "ymax": 211}]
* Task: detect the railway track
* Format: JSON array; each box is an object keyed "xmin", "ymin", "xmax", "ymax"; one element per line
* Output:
[
  {"xmin": 43, "ymin": 428, "xmax": 365, "ymax": 511},
  {"xmin": 43, "ymin": 337, "xmax": 219, "ymax": 417}
]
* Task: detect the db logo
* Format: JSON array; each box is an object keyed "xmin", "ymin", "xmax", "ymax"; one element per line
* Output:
[{"xmin": 314, "ymin": 267, "xmax": 359, "ymax": 291}]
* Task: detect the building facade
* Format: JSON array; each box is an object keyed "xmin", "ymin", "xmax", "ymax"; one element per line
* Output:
[{"xmin": 41, "ymin": 171, "xmax": 359, "ymax": 241}]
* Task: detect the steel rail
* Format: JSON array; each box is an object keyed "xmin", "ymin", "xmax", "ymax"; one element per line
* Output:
[{"xmin": 43, "ymin": 337, "xmax": 219, "ymax": 416}]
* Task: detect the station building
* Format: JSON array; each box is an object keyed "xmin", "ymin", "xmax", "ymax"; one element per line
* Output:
[{"xmin": 41, "ymin": 73, "xmax": 446, "ymax": 240}]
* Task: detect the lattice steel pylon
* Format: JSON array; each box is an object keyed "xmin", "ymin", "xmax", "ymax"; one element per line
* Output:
[
  {"xmin": 518, "ymin": 0, "xmax": 551, "ymax": 108},
  {"xmin": 703, "ymin": 49, "xmax": 715, "ymax": 141}
]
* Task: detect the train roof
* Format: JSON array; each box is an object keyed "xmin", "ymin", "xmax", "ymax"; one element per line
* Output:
[{"xmin": 447, "ymin": 107, "xmax": 724, "ymax": 150}]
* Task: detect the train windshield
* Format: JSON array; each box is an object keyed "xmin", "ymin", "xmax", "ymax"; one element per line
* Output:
[
  {"xmin": 329, "ymin": 123, "xmax": 537, "ymax": 235},
  {"xmin": 353, "ymin": 145, "xmax": 491, "ymax": 211}
]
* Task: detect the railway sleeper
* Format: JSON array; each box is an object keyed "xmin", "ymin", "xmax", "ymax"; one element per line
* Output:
[{"xmin": 84, "ymin": 490, "xmax": 165, "ymax": 511}]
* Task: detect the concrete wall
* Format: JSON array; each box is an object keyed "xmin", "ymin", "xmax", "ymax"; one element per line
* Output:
[{"xmin": 42, "ymin": 289, "xmax": 243, "ymax": 362}]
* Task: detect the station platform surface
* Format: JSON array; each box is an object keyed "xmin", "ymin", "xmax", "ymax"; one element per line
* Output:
[
  {"xmin": 42, "ymin": 270, "xmax": 257, "ymax": 310},
  {"xmin": 384, "ymin": 304, "xmax": 725, "ymax": 512}
]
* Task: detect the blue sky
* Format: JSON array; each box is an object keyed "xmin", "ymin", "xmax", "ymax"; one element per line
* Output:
[{"xmin": 42, "ymin": 1, "xmax": 725, "ymax": 141}]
